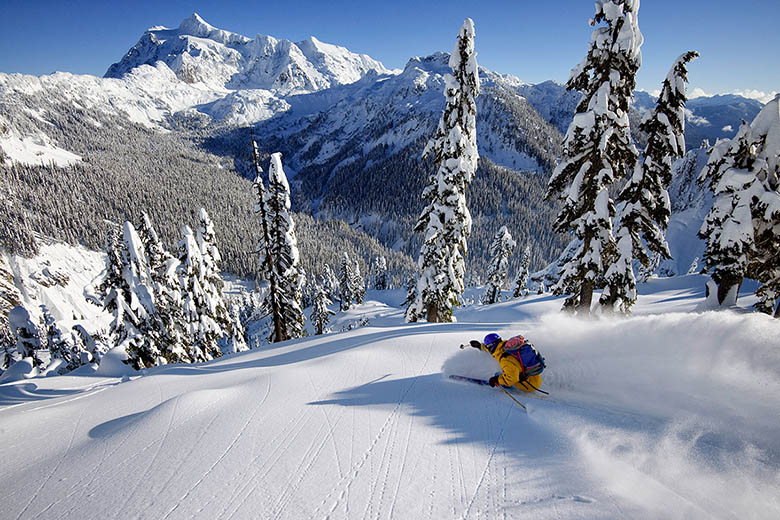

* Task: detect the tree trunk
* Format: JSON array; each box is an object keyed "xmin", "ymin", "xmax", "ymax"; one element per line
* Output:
[
  {"xmin": 426, "ymin": 303, "xmax": 440, "ymax": 323},
  {"xmin": 714, "ymin": 273, "xmax": 742, "ymax": 306},
  {"xmin": 577, "ymin": 282, "xmax": 593, "ymax": 314},
  {"xmin": 600, "ymin": 288, "xmax": 616, "ymax": 313}
]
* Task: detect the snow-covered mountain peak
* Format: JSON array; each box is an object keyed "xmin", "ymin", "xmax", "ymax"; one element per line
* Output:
[
  {"xmin": 105, "ymin": 14, "xmax": 390, "ymax": 93},
  {"xmin": 175, "ymin": 12, "xmax": 250, "ymax": 45},
  {"xmin": 403, "ymin": 53, "xmax": 451, "ymax": 75}
]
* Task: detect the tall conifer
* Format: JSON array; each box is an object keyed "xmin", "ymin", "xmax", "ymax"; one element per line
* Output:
[
  {"xmin": 602, "ymin": 50, "xmax": 698, "ymax": 312},
  {"xmin": 261, "ymin": 154, "xmax": 305, "ymax": 341},
  {"xmin": 545, "ymin": 0, "xmax": 643, "ymax": 314},
  {"xmin": 484, "ymin": 226, "xmax": 516, "ymax": 304},
  {"xmin": 408, "ymin": 18, "xmax": 479, "ymax": 322}
]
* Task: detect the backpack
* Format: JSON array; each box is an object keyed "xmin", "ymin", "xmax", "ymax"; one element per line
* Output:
[{"xmin": 501, "ymin": 335, "xmax": 546, "ymax": 378}]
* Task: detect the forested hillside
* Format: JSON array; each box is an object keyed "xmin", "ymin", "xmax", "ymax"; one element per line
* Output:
[{"xmin": 0, "ymin": 98, "xmax": 413, "ymax": 282}]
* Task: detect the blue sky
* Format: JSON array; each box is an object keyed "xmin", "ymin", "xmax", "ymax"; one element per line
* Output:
[{"xmin": 1, "ymin": 0, "xmax": 777, "ymax": 99}]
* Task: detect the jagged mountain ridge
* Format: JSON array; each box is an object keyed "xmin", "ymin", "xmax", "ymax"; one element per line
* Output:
[
  {"xmin": 515, "ymin": 80, "xmax": 764, "ymax": 151},
  {"xmin": 105, "ymin": 13, "xmax": 390, "ymax": 93}
]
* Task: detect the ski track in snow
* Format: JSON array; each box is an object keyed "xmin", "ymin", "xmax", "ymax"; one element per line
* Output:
[
  {"xmin": 163, "ymin": 377, "xmax": 271, "ymax": 519},
  {"xmin": 462, "ymin": 405, "xmax": 512, "ymax": 520},
  {"xmin": 15, "ymin": 406, "xmax": 86, "ymax": 520}
]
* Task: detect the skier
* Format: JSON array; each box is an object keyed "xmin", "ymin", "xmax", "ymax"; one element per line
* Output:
[{"xmin": 468, "ymin": 333, "xmax": 543, "ymax": 392}]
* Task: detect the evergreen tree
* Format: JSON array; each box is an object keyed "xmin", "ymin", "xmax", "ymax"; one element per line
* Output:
[
  {"xmin": 637, "ymin": 252, "xmax": 660, "ymax": 283},
  {"xmin": 352, "ymin": 258, "xmax": 365, "ymax": 305},
  {"xmin": 299, "ymin": 266, "xmax": 311, "ymax": 308},
  {"xmin": 251, "ymin": 139, "xmax": 285, "ymax": 344},
  {"xmin": 403, "ymin": 272, "xmax": 420, "ymax": 322},
  {"xmin": 602, "ymin": 51, "xmax": 698, "ymax": 312},
  {"xmin": 322, "ymin": 263, "xmax": 339, "ymax": 300},
  {"xmin": 97, "ymin": 225, "xmax": 161, "ymax": 369},
  {"xmin": 484, "ymin": 226, "xmax": 516, "ymax": 304},
  {"xmin": 261, "ymin": 154, "xmax": 305, "ymax": 341},
  {"xmin": 545, "ymin": 0, "xmax": 643, "ymax": 314},
  {"xmin": 138, "ymin": 213, "xmax": 190, "ymax": 363},
  {"xmin": 120, "ymin": 221, "xmax": 163, "ymax": 368},
  {"xmin": 40, "ymin": 304, "xmax": 81, "ymax": 373},
  {"xmin": 339, "ymin": 252, "xmax": 355, "ymax": 311},
  {"xmin": 745, "ymin": 98, "xmax": 780, "ymax": 317},
  {"xmin": 178, "ymin": 225, "xmax": 221, "ymax": 362},
  {"xmin": 8, "ymin": 305, "xmax": 42, "ymax": 366},
  {"xmin": 196, "ymin": 209, "xmax": 247, "ymax": 354},
  {"xmin": 1, "ymin": 324, "xmax": 16, "ymax": 372},
  {"xmin": 373, "ymin": 256, "xmax": 388, "ymax": 290},
  {"xmin": 73, "ymin": 324, "xmax": 102, "ymax": 364},
  {"xmin": 512, "ymin": 244, "xmax": 532, "ymax": 298},
  {"xmin": 310, "ymin": 280, "xmax": 336, "ymax": 335},
  {"xmin": 1, "ymin": 255, "xmax": 21, "ymax": 352},
  {"xmin": 699, "ymin": 95, "xmax": 780, "ymax": 313},
  {"xmin": 409, "ymin": 18, "xmax": 479, "ymax": 323}
]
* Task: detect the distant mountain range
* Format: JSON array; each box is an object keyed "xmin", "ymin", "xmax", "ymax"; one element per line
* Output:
[{"xmin": 0, "ymin": 13, "xmax": 764, "ymax": 278}]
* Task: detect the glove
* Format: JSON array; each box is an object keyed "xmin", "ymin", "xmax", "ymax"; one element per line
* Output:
[
  {"xmin": 488, "ymin": 375, "xmax": 500, "ymax": 387},
  {"xmin": 469, "ymin": 340, "xmax": 482, "ymax": 349}
]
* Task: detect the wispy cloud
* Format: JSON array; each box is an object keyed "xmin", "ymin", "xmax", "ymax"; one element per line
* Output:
[
  {"xmin": 688, "ymin": 87, "xmax": 711, "ymax": 99},
  {"xmin": 730, "ymin": 89, "xmax": 778, "ymax": 104},
  {"xmin": 687, "ymin": 86, "xmax": 777, "ymax": 104}
]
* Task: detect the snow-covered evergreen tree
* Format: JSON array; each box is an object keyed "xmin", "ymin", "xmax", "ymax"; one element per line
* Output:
[
  {"xmin": 373, "ymin": 256, "xmax": 388, "ymax": 290},
  {"xmin": 178, "ymin": 225, "xmax": 220, "ymax": 362},
  {"xmin": 97, "ymin": 229, "xmax": 129, "ymax": 339},
  {"xmin": 512, "ymin": 244, "xmax": 532, "ymax": 298},
  {"xmin": 409, "ymin": 18, "xmax": 479, "ymax": 323},
  {"xmin": 121, "ymin": 221, "xmax": 163, "ymax": 368},
  {"xmin": 40, "ymin": 304, "xmax": 81, "ymax": 373},
  {"xmin": 699, "ymin": 95, "xmax": 780, "ymax": 313},
  {"xmin": 637, "ymin": 252, "xmax": 660, "ymax": 283},
  {"xmin": 545, "ymin": 0, "xmax": 643, "ymax": 314},
  {"xmin": 339, "ymin": 252, "xmax": 355, "ymax": 311},
  {"xmin": 745, "ymin": 98, "xmax": 780, "ymax": 317},
  {"xmin": 196, "ymin": 209, "xmax": 247, "ymax": 354},
  {"xmin": 602, "ymin": 50, "xmax": 698, "ymax": 312},
  {"xmin": 97, "ymin": 224, "xmax": 162, "ymax": 369},
  {"xmin": 251, "ymin": 139, "xmax": 285, "ymax": 343},
  {"xmin": 139, "ymin": 213, "xmax": 190, "ymax": 363},
  {"xmin": 484, "ymin": 226, "xmax": 516, "ymax": 304},
  {"xmin": 143, "ymin": 218, "xmax": 188, "ymax": 360},
  {"xmin": 0, "ymin": 255, "xmax": 21, "ymax": 360},
  {"xmin": 261, "ymin": 154, "xmax": 305, "ymax": 341},
  {"xmin": 310, "ymin": 280, "xmax": 336, "ymax": 335},
  {"xmin": 72, "ymin": 324, "xmax": 102, "ymax": 364},
  {"xmin": 403, "ymin": 272, "xmax": 420, "ymax": 322},
  {"xmin": 352, "ymin": 258, "xmax": 365, "ymax": 305},
  {"xmin": 322, "ymin": 263, "xmax": 339, "ymax": 300},
  {"xmin": 1, "ymin": 325, "xmax": 14, "ymax": 372},
  {"xmin": 8, "ymin": 305, "xmax": 42, "ymax": 366}
]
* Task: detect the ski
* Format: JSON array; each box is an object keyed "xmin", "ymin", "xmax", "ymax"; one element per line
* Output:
[
  {"xmin": 448, "ymin": 374, "xmax": 491, "ymax": 386},
  {"xmin": 448, "ymin": 375, "xmax": 527, "ymax": 410}
]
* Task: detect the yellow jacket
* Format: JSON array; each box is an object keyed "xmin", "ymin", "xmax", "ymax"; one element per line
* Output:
[{"xmin": 482, "ymin": 341, "xmax": 542, "ymax": 392}]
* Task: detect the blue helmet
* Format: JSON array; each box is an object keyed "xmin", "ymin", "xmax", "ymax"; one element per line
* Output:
[{"xmin": 484, "ymin": 333, "xmax": 501, "ymax": 351}]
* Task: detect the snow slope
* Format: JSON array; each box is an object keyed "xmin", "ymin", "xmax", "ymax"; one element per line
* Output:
[{"xmin": 1, "ymin": 276, "xmax": 778, "ymax": 519}]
